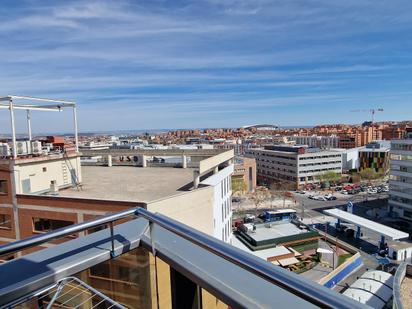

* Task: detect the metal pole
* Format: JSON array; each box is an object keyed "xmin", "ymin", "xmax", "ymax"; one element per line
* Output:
[
  {"xmin": 73, "ymin": 105, "xmax": 79, "ymax": 152},
  {"xmin": 9, "ymin": 99, "xmax": 17, "ymax": 159},
  {"xmin": 26, "ymin": 110, "xmax": 32, "ymax": 141}
]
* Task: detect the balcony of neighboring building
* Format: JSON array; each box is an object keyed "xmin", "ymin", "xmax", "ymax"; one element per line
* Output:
[
  {"xmin": 391, "ymin": 158, "xmax": 412, "ymax": 168},
  {"xmin": 390, "ymin": 183, "xmax": 412, "ymax": 196},
  {"xmin": 391, "ymin": 149, "xmax": 412, "ymax": 157},
  {"xmin": 389, "ymin": 177, "xmax": 412, "ymax": 189},
  {"xmin": 389, "ymin": 194, "xmax": 412, "ymax": 210}
]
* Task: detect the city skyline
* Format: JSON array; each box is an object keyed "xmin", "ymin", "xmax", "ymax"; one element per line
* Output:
[{"xmin": 1, "ymin": 1, "xmax": 412, "ymax": 133}]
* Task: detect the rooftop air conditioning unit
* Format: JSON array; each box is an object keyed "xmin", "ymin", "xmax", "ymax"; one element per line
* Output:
[
  {"xmin": 25, "ymin": 140, "xmax": 32, "ymax": 154},
  {"xmin": 31, "ymin": 141, "xmax": 42, "ymax": 155},
  {"xmin": 16, "ymin": 141, "xmax": 28, "ymax": 155},
  {"xmin": 0, "ymin": 143, "xmax": 11, "ymax": 157}
]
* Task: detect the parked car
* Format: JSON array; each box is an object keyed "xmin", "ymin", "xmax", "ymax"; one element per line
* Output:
[
  {"xmin": 244, "ymin": 214, "xmax": 255, "ymax": 223},
  {"xmin": 232, "ymin": 197, "xmax": 241, "ymax": 203},
  {"xmin": 341, "ymin": 190, "xmax": 348, "ymax": 195},
  {"xmin": 326, "ymin": 196, "xmax": 337, "ymax": 201}
]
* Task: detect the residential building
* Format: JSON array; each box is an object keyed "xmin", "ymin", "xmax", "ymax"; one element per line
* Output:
[
  {"xmin": 287, "ymin": 135, "xmax": 339, "ymax": 149},
  {"xmin": 0, "ymin": 96, "xmax": 236, "ymax": 309},
  {"xmin": 245, "ymin": 145, "xmax": 342, "ymax": 189},
  {"xmin": 338, "ymin": 136, "xmax": 357, "ymax": 149},
  {"xmin": 389, "ymin": 128, "xmax": 412, "ymax": 221}
]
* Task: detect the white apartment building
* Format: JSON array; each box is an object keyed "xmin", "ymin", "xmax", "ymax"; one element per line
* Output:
[
  {"xmin": 202, "ymin": 164, "xmax": 233, "ymax": 243},
  {"xmin": 389, "ymin": 129, "xmax": 412, "ymax": 221},
  {"xmin": 246, "ymin": 145, "xmax": 342, "ymax": 189},
  {"xmin": 287, "ymin": 135, "xmax": 340, "ymax": 149}
]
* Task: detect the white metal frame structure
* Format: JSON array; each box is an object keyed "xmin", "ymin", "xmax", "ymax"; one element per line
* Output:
[{"xmin": 0, "ymin": 95, "xmax": 79, "ymax": 158}]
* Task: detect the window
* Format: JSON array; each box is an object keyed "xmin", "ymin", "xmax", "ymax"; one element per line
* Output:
[
  {"xmin": 404, "ymin": 210, "xmax": 412, "ymax": 218},
  {"xmin": 0, "ymin": 214, "xmax": 11, "ymax": 230},
  {"xmin": 0, "ymin": 180, "xmax": 7, "ymax": 194},
  {"xmin": 42, "ymin": 167, "xmax": 47, "ymax": 172},
  {"xmin": 33, "ymin": 218, "xmax": 73, "ymax": 233}
]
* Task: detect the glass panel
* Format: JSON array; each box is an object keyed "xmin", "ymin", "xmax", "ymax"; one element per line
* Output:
[{"xmin": 77, "ymin": 247, "xmax": 154, "ymax": 309}]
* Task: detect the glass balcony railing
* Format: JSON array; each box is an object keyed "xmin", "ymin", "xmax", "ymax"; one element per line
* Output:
[{"xmin": 0, "ymin": 208, "xmax": 364, "ymax": 309}]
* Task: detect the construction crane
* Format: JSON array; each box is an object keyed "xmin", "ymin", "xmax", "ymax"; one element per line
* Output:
[{"xmin": 350, "ymin": 108, "xmax": 384, "ymax": 123}]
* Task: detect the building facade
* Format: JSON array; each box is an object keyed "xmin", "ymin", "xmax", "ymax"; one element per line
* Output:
[
  {"xmin": 287, "ymin": 135, "xmax": 339, "ymax": 149},
  {"xmin": 232, "ymin": 156, "xmax": 257, "ymax": 193},
  {"xmin": 389, "ymin": 129, "xmax": 412, "ymax": 221},
  {"xmin": 245, "ymin": 145, "xmax": 342, "ymax": 189},
  {"xmin": 359, "ymin": 141, "xmax": 390, "ymax": 174}
]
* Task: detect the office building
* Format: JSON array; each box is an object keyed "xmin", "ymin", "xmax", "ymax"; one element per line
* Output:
[
  {"xmin": 389, "ymin": 128, "xmax": 412, "ymax": 221},
  {"xmin": 232, "ymin": 156, "xmax": 257, "ymax": 192},
  {"xmin": 245, "ymin": 145, "xmax": 342, "ymax": 189},
  {"xmin": 359, "ymin": 141, "xmax": 390, "ymax": 174},
  {"xmin": 330, "ymin": 148, "xmax": 360, "ymax": 172}
]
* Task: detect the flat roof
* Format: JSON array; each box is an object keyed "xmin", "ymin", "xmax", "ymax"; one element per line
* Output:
[
  {"xmin": 324, "ymin": 209, "xmax": 409, "ymax": 240},
  {"xmin": 266, "ymin": 209, "xmax": 297, "ymax": 215},
  {"xmin": 248, "ymin": 222, "xmax": 310, "ymax": 242},
  {"xmin": 231, "ymin": 238, "xmax": 291, "ymax": 260},
  {"xmin": 359, "ymin": 147, "xmax": 389, "ymax": 153},
  {"xmin": 59, "ymin": 166, "xmax": 195, "ymax": 203}
]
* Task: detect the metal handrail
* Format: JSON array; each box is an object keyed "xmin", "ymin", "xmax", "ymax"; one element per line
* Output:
[
  {"xmin": 0, "ymin": 207, "xmax": 138, "ymax": 257},
  {"xmin": 0, "ymin": 207, "xmax": 363, "ymax": 308},
  {"xmin": 136, "ymin": 208, "xmax": 362, "ymax": 309}
]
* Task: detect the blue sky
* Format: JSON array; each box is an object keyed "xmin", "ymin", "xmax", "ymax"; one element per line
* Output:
[{"xmin": 1, "ymin": 0, "xmax": 412, "ymax": 133}]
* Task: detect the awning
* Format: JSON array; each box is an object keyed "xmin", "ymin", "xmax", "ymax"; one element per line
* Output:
[{"xmin": 278, "ymin": 257, "xmax": 299, "ymax": 267}]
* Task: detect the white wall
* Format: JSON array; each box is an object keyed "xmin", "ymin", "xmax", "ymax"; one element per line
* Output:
[
  {"xmin": 147, "ymin": 186, "xmax": 215, "ymax": 236},
  {"xmin": 14, "ymin": 156, "xmax": 81, "ymax": 194},
  {"xmin": 388, "ymin": 245, "xmax": 412, "ymax": 261},
  {"xmin": 342, "ymin": 148, "xmax": 360, "ymax": 171},
  {"xmin": 201, "ymin": 165, "xmax": 234, "ymax": 243}
]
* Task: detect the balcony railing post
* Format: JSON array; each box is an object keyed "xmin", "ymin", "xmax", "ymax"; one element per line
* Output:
[{"xmin": 110, "ymin": 221, "xmax": 116, "ymax": 258}]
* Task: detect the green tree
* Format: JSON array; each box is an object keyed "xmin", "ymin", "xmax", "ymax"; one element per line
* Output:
[
  {"xmin": 359, "ymin": 168, "xmax": 379, "ymax": 182},
  {"xmin": 318, "ymin": 171, "xmax": 341, "ymax": 186}
]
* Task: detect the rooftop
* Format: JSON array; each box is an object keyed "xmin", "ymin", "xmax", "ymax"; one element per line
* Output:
[
  {"xmin": 249, "ymin": 222, "xmax": 310, "ymax": 242},
  {"xmin": 232, "ymin": 237, "xmax": 292, "ymax": 261},
  {"xmin": 343, "ymin": 270, "xmax": 393, "ymax": 309},
  {"xmin": 59, "ymin": 165, "xmax": 195, "ymax": 202}
]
